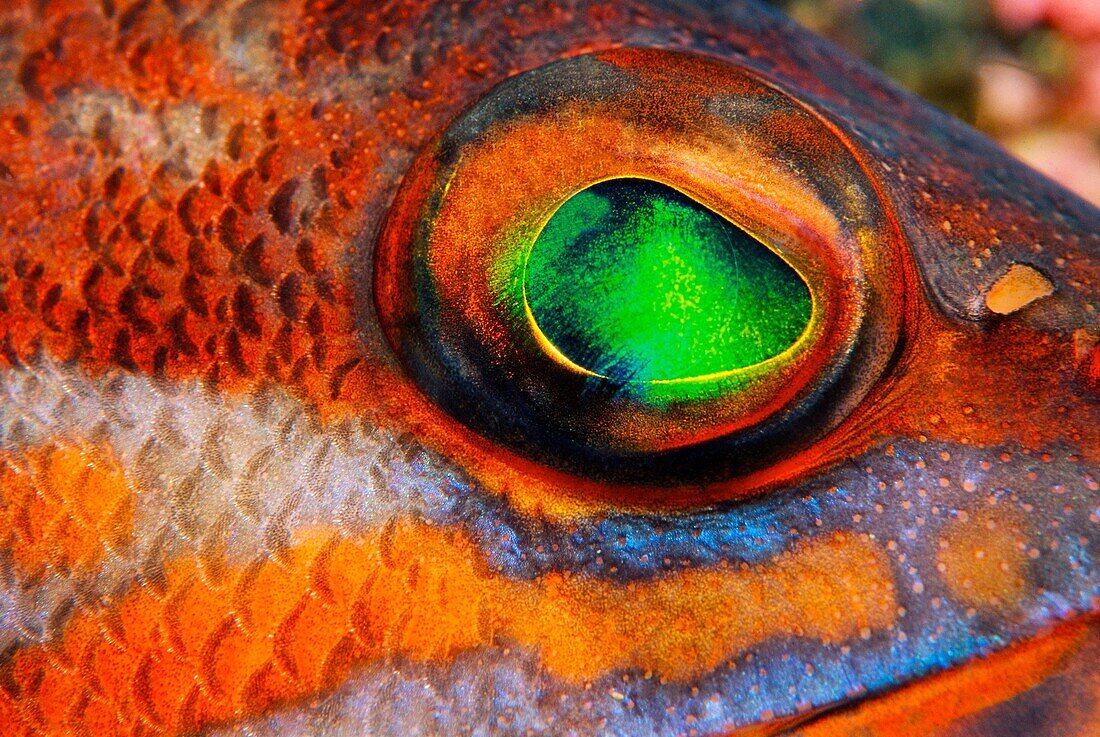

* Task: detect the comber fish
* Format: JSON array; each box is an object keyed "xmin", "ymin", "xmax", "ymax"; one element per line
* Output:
[{"xmin": 0, "ymin": 1, "xmax": 1096, "ymax": 736}]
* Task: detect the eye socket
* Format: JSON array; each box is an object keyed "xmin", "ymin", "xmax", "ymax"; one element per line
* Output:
[{"xmin": 376, "ymin": 48, "xmax": 903, "ymax": 484}]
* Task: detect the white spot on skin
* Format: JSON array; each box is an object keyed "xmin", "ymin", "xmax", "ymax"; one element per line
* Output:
[{"xmin": 985, "ymin": 264, "xmax": 1055, "ymax": 315}]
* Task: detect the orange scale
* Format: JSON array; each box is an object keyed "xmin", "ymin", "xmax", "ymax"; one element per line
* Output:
[
  {"xmin": 166, "ymin": 576, "xmax": 232, "ymax": 660},
  {"xmin": 7, "ymin": 648, "xmax": 45, "ymax": 700},
  {"xmin": 118, "ymin": 589, "xmax": 167, "ymax": 655},
  {"xmin": 241, "ymin": 557, "xmax": 316, "ymax": 633},
  {"xmin": 0, "ymin": 697, "xmax": 30, "ymax": 736},
  {"xmin": 32, "ymin": 659, "xmax": 84, "ymax": 735},
  {"xmin": 276, "ymin": 592, "xmax": 356, "ymax": 688},
  {"xmin": 315, "ymin": 633, "xmax": 360, "ymax": 692},
  {"xmin": 134, "ymin": 650, "xmax": 199, "ymax": 730},
  {"xmin": 310, "ymin": 538, "xmax": 377, "ymax": 613},
  {"xmin": 0, "ymin": 485, "xmax": 44, "ymax": 575},
  {"xmin": 205, "ymin": 617, "xmax": 273, "ymax": 706},
  {"xmin": 92, "ymin": 638, "xmax": 137, "ymax": 706},
  {"xmin": 78, "ymin": 697, "xmax": 122, "ymax": 737},
  {"xmin": 59, "ymin": 612, "xmax": 108, "ymax": 672},
  {"xmin": 237, "ymin": 658, "xmax": 300, "ymax": 717},
  {"xmin": 352, "ymin": 568, "xmax": 416, "ymax": 655}
]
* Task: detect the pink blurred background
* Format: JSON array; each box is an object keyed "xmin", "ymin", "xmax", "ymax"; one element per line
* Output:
[{"xmin": 776, "ymin": 0, "xmax": 1100, "ymax": 204}]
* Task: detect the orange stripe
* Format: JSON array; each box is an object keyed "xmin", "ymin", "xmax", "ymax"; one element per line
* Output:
[
  {"xmin": 0, "ymin": 442, "xmax": 134, "ymax": 579},
  {"xmin": 0, "ymin": 519, "xmax": 896, "ymax": 736}
]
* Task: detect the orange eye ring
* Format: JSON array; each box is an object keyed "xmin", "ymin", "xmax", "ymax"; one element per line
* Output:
[{"xmin": 376, "ymin": 47, "xmax": 904, "ymax": 483}]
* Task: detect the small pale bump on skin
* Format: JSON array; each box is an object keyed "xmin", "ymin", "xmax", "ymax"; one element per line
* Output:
[{"xmin": 984, "ymin": 263, "xmax": 1055, "ymax": 315}]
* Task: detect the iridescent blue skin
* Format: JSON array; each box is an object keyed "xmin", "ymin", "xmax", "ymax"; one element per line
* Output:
[{"xmin": 369, "ymin": 443, "xmax": 1097, "ymax": 735}]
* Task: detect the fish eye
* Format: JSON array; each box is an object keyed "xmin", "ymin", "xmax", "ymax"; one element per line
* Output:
[{"xmin": 376, "ymin": 47, "xmax": 905, "ymax": 487}]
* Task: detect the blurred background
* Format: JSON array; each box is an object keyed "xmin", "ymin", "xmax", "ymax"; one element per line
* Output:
[{"xmin": 767, "ymin": 0, "xmax": 1100, "ymax": 205}]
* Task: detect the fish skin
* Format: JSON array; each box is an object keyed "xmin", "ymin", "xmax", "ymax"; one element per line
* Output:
[{"xmin": 0, "ymin": 1, "xmax": 1096, "ymax": 736}]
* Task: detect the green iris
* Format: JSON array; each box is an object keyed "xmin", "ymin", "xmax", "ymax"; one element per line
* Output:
[{"xmin": 523, "ymin": 179, "xmax": 812, "ymax": 393}]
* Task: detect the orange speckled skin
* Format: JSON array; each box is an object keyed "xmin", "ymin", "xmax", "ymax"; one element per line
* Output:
[{"xmin": 0, "ymin": 1, "xmax": 1097, "ymax": 737}]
